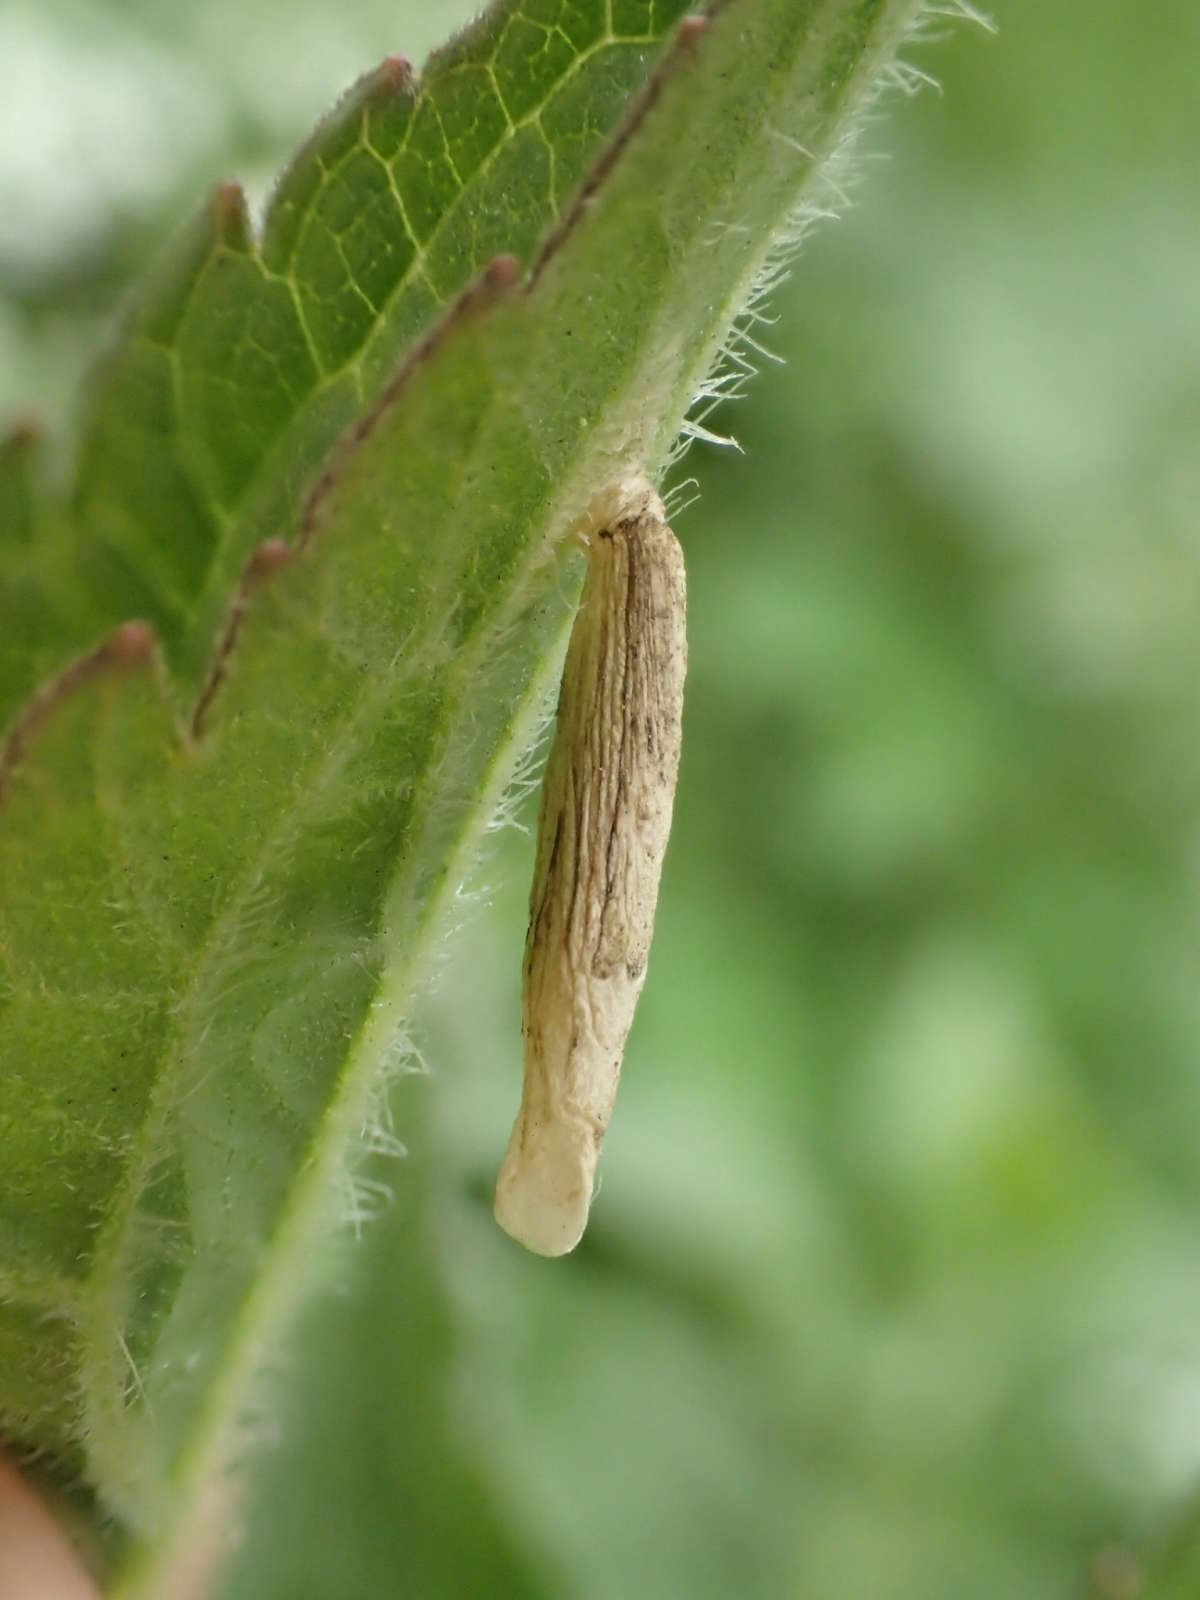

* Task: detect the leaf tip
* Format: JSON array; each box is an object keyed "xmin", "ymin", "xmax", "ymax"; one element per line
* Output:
[
  {"xmin": 246, "ymin": 538, "xmax": 294, "ymax": 583},
  {"xmin": 211, "ymin": 181, "xmax": 250, "ymax": 250},
  {"xmin": 105, "ymin": 620, "xmax": 157, "ymax": 667},
  {"xmin": 0, "ymin": 621, "xmax": 161, "ymax": 804},
  {"xmin": 485, "ymin": 253, "xmax": 521, "ymax": 292},
  {"xmin": 677, "ymin": 13, "xmax": 711, "ymax": 50},
  {"xmin": 378, "ymin": 54, "xmax": 415, "ymax": 92}
]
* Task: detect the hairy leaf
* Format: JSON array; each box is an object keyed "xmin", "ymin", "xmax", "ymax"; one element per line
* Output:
[{"xmin": 0, "ymin": 0, "xmax": 963, "ymax": 1587}]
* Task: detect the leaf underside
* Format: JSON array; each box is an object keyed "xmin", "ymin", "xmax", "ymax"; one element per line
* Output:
[{"xmin": 0, "ymin": 0, "xmax": 936, "ymax": 1581}]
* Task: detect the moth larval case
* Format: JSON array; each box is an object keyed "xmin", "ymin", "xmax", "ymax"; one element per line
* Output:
[{"xmin": 494, "ymin": 486, "xmax": 687, "ymax": 1256}]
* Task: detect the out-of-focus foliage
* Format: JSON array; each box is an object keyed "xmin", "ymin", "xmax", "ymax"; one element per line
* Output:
[{"xmin": 3, "ymin": 2, "xmax": 1199, "ymax": 1598}]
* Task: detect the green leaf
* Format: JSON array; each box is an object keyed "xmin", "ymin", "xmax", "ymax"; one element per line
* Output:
[
  {"xmin": 2, "ymin": 2, "xmax": 699, "ymax": 718},
  {"xmin": 0, "ymin": 0, "xmax": 964, "ymax": 1589}
]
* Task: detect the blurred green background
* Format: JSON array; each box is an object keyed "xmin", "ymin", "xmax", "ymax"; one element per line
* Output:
[{"xmin": 4, "ymin": 2, "xmax": 1200, "ymax": 1596}]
